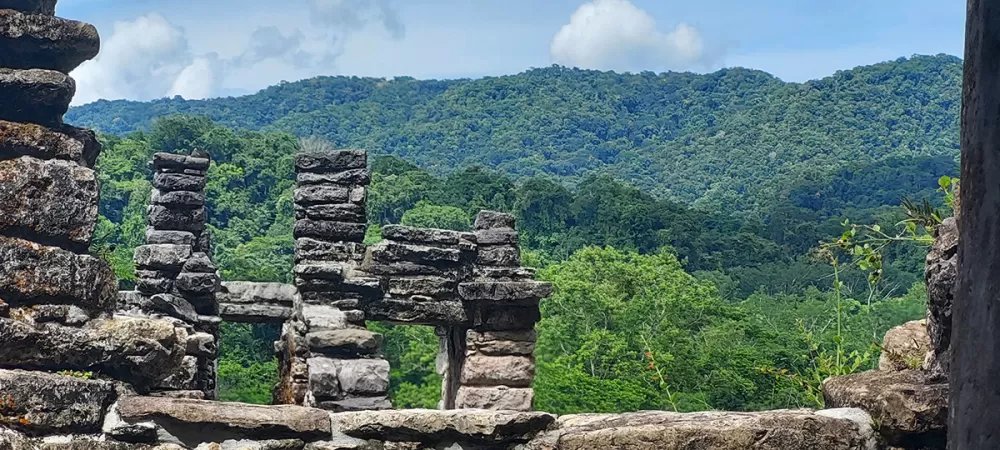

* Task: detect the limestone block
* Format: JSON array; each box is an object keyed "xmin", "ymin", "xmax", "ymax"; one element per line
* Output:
[
  {"xmin": 454, "ymin": 386, "xmax": 533, "ymax": 411},
  {"xmin": 373, "ymin": 242, "xmax": 463, "ymax": 264},
  {"xmin": 0, "ymin": 120, "xmax": 100, "ymax": 167},
  {"xmin": 307, "ymin": 329, "xmax": 382, "ymax": 357},
  {"xmin": 151, "ymin": 189, "xmax": 205, "ymax": 208},
  {"xmin": 526, "ymin": 409, "xmax": 877, "ymax": 450},
  {"xmin": 153, "ymin": 172, "xmax": 207, "ymax": 192},
  {"xmin": 337, "ymin": 359, "xmax": 390, "ymax": 396},
  {"xmin": 220, "ymin": 303, "xmax": 293, "ymax": 323},
  {"xmin": 148, "ymin": 205, "xmax": 206, "ymax": 232},
  {"xmin": 150, "ymin": 293, "xmax": 199, "ymax": 322},
  {"xmin": 133, "ymin": 244, "xmax": 192, "ymax": 270},
  {"xmin": 466, "ymin": 330, "xmax": 536, "ymax": 356},
  {"xmin": 294, "ymin": 185, "xmax": 357, "ymax": 205},
  {"xmin": 0, "ymin": 0, "xmax": 57, "ymax": 15},
  {"xmin": 296, "ymin": 203, "xmax": 367, "ymax": 222},
  {"xmin": 136, "ymin": 272, "xmax": 173, "ymax": 295},
  {"xmin": 302, "ymin": 305, "xmax": 349, "ymax": 331},
  {"xmin": 183, "ymin": 252, "xmax": 217, "ymax": 273},
  {"xmin": 0, "ymin": 236, "xmax": 116, "ymax": 311},
  {"xmin": 153, "ymin": 152, "xmax": 210, "ymax": 171},
  {"xmin": 155, "ymin": 355, "xmax": 198, "ymax": 390},
  {"xmin": 307, "ymin": 357, "xmax": 341, "ymax": 400},
  {"xmin": 186, "ymin": 332, "xmax": 216, "ymax": 357},
  {"xmin": 220, "ymin": 281, "xmax": 297, "ymax": 305},
  {"xmin": 823, "ymin": 370, "xmax": 947, "ymax": 448},
  {"xmin": 477, "ymin": 306, "xmax": 541, "ymax": 331},
  {"xmin": 294, "ymin": 262, "xmax": 345, "ymax": 280},
  {"xmin": 458, "ymin": 281, "xmax": 551, "ymax": 303},
  {"xmin": 0, "ymin": 68, "xmax": 74, "ymax": 125},
  {"xmin": 460, "ymin": 355, "xmax": 534, "ymax": 387},
  {"xmin": 297, "ymin": 168, "xmax": 371, "ymax": 186},
  {"xmin": 115, "ymin": 397, "xmax": 333, "ymax": 447},
  {"xmin": 381, "ymin": 225, "xmax": 461, "ymax": 245},
  {"xmin": 295, "ymin": 150, "xmax": 367, "ymax": 173},
  {"xmin": 879, "ymin": 319, "xmax": 931, "ymax": 372},
  {"xmin": 0, "ymin": 10, "xmax": 100, "ymax": 73},
  {"xmin": 0, "ymin": 369, "xmax": 116, "ymax": 434},
  {"xmin": 0, "ymin": 316, "xmax": 186, "ymax": 390},
  {"xmin": 386, "ymin": 276, "xmax": 457, "ymax": 297},
  {"xmin": 473, "ymin": 266, "xmax": 536, "ymax": 281},
  {"xmin": 0, "ymin": 156, "xmax": 98, "ymax": 244},
  {"xmin": 474, "ymin": 211, "xmax": 516, "ymax": 230},
  {"xmin": 146, "ymin": 229, "xmax": 196, "ymax": 245},
  {"xmin": 329, "ymin": 409, "xmax": 555, "ymax": 444},
  {"xmin": 294, "ymin": 220, "xmax": 367, "ymax": 242},
  {"xmin": 475, "ymin": 228, "xmax": 518, "ymax": 245},
  {"xmin": 362, "ymin": 259, "xmax": 459, "ymax": 278},
  {"xmin": 476, "ymin": 246, "xmax": 520, "ymax": 267},
  {"xmin": 295, "ymin": 239, "xmax": 365, "ymax": 263},
  {"xmin": 316, "ymin": 396, "xmax": 392, "ymax": 413},
  {"xmin": 175, "ymin": 272, "xmax": 220, "ymax": 297},
  {"xmin": 362, "ymin": 298, "xmax": 468, "ymax": 326}
]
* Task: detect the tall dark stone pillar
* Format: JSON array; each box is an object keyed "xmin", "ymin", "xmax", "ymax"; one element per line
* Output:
[{"xmin": 951, "ymin": 1, "xmax": 1000, "ymax": 447}]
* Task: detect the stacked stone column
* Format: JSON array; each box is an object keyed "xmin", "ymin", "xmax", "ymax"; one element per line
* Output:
[
  {"xmin": 122, "ymin": 152, "xmax": 220, "ymax": 399},
  {"xmin": 279, "ymin": 149, "xmax": 391, "ymax": 411},
  {"xmin": 454, "ymin": 212, "xmax": 550, "ymax": 411}
]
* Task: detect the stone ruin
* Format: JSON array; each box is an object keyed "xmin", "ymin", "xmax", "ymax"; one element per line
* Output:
[{"xmin": 0, "ymin": 2, "xmax": 955, "ymax": 449}]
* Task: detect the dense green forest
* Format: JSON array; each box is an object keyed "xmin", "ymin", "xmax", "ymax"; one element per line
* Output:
[{"xmin": 83, "ymin": 55, "xmax": 959, "ymax": 412}]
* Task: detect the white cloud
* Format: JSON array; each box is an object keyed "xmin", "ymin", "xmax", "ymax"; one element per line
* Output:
[
  {"xmin": 550, "ymin": 0, "xmax": 713, "ymax": 72},
  {"xmin": 71, "ymin": 0, "xmax": 406, "ymax": 104}
]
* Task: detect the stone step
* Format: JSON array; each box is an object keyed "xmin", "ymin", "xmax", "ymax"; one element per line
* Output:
[
  {"xmin": 0, "ymin": 119, "xmax": 100, "ymax": 167},
  {"xmin": 0, "ymin": 9, "xmax": 99, "ymax": 73},
  {"xmin": 0, "ymin": 155, "xmax": 97, "ymax": 246},
  {"xmin": 0, "ymin": 236, "xmax": 115, "ymax": 311},
  {"xmin": 0, "ymin": 68, "xmax": 73, "ymax": 126}
]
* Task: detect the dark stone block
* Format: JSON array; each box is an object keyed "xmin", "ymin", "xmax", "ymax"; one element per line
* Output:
[
  {"xmin": 0, "ymin": 156, "xmax": 98, "ymax": 245},
  {"xmin": 152, "ymin": 172, "xmax": 206, "ymax": 192},
  {"xmin": 459, "ymin": 281, "xmax": 552, "ymax": 303},
  {"xmin": 147, "ymin": 205, "xmax": 206, "ymax": 232},
  {"xmin": 0, "ymin": 369, "xmax": 116, "ymax": 435},
  {"xmin": 152, "ymin": 152, "xmax": 210, "ymax": 171},
  {"xmin": 182, "ymin": 252, "xmax": 216, "ymax": 273},
  {"xmin": 151, "ymin": 189, "xmax": 205, "ymax": 208},
  {"xmin": 362, "ymin": 297, "xmax": 469, "ymax": 326},
  {"xmin": 381, "ymin": 224, "xmax": 461, "ymax": 245},
  {"xmin": 294, "ymin": 185, "xmax": 357, "ymax": 205},
  {"xmin": 0, "ymin": 236, "xmax": 116, "ymax": 312},
  {"xmin": 145, "ymin": 229, "xmax": 196, "ymax": 245},
  {"xmin": 294, "ymin": 220, "xmax": 366, "ymax": 242},
  {"xmin": 476, "ymin": 228, "xmax": 519, "ymax": 245},
  {"xmin": 474, "ymin": 210, "xmax": 516, "ymax": 230},
  {"xmin": 175, "ymin": 272, "xmax": 220, "ymax": 297},
  {"xmin": 295, "ymin": 150, "xmax": 366, "ymax": 173},
  {"xmin": 0, "ymin": 68, "xmax": 73, "ymax": 126},
  {"xmin": 0, "ymin": 10, "xmax": 100, "ymax": 73},
  {"xmin": 296, "ymin": 168, "xmax": 370, "ymax": 186},
  {"xmin": 150, "ymin": 293, "xmax": 199, "ymax": 322},
  {"xmin": 0, "ymin": 120, "xmax": 100, "ymax": 167},
  {"xmin": 295, "ymin": 238, "xmax": 364, "ymax": 263},
  {"xmin": 0, "ymin": 0, "xmax": 57, "ymax": 15},
  {"xmin": 295, "ymin": 203, "xmax": 366, "ymax": 222},
  {"xmin": 133, "ymin": 244, "xmax": 191, "ymax": 270}
]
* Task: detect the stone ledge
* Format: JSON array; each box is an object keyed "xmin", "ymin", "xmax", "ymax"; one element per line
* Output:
[{"xmin": 330, "ymin": 409, "xmax": 555, "ymax": 445}]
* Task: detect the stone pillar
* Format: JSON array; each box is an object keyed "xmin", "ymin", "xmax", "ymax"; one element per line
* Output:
[
  {"xmin": 453, "ymin": 212, "xmax": 550, "ymax": 411},
  {"xmin": 123, "ymin": 152, "xmax": 220, "ymax": 399},
  {"xmin": 951, "ymin": 0, "xmax": 1000, "ymax": 447},
  {"xmin": 281, "ymin": 149, "xmax": 391, "ymax": 411}
]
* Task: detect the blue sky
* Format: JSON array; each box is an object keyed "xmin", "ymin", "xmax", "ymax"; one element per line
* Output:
[{"xmin": 59, "ymin": 0, "xmax": 965, "ymax": 105}]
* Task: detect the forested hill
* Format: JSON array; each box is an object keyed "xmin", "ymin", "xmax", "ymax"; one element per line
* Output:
[{"xmin": 67, "ymin": 54, "xmax": 961, "ymax": 210}]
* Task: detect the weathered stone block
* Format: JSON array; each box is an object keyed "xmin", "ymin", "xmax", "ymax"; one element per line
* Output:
[
  {"xmin": 466, "ymin": 330, "xmax": 536, "ymax": 356},
  {"xmin": 295, "ymin": 220, "xmax": 367, "ymax": 242},
  {"xmin": 297, "ymin": 168, "xmax": 371, "ymax": 186},
  {"xmin": 475, "ymin": 228, "xmax": 518, "ymax": 245},
  {"xmin": 925, "ymin": 217, "xmax": 957, "ymax": 380},
  {"xmin": 454, "ymin": 386, "xmax": 534, "ymax": 411},
  {"xmin": 477, "ymin": 246, "xmax": 520, "ymax": 266},
  {"xmin": 460, "ymin": 355, "xmax": 534, "ymax": 387},
  {"xmin": 0, "ymin": 68, "xmax": 74, "ymax": 125},
  {"xmin": 0, "ymin": 0, "xmax": 57, "ymax": 15},
  {"xmin": 296, "ymin": 202, "xmax": 367, "ymax": 222},
  {"xmin": 146, "ymin": 229, "xmax": 196, "ymax": 245},
  {"xmin": 148, "ymin": 205, "xmax": 206, "ymax": 232},
  {"xmin": 186, "ymin": 332, "xmax": 216, "ymax": 357},
  {"xmin": 296, "ymin": 150, "xmax": 366, "ymax": 173},
  {"xmin": 363, "ymin": 298, "xmax": 468, "ymax": 326},
  {"xmin": 329, "ymin": 409, "xmax": 555, "ymax": 444},
  {"xmin": 0, "ymin": 10, "xmax": 100, "ymax": 73},
  {"xmin": 175, "ymin": 271, "xmax": 220, "ymax": 297},
  {"xmin": 220, "ymin": 303, "xmax": 293, "ymax": 323},
  {"xmin": 307, "ymin": 357, "xmax": 341, "ymax": 400},
  {"xmin": 381, "ymin": 225, "xmax": 461, "ymax": 245},
  {"xmin": 823, "ymin": 369, "xmax": 947, "ymax": 448},
  {"xmin": 16, "ymin": 303, "xmax": 90, "ymax": 325},
  {"xmin": 458, "ymin": 281, "xmax": 551, "ymax": 303},
  {"xmin": 317, "ymin": 396, "xmax": 392, "ymax": 413},
  {"xmin": 363, "ymin": 259, "xmax": 460, "ymax": 278},
  {"xmin": 302, "ymin": 305, "xmax": 349, "ymax": 331},
  {"xmin": 307, "ymin": 329, "xmax": 382, "ymax": 357},
  {"xmin": 0, "ymin": 316, "xmax": 186, "ymax": 390},
  {"xmin": 474, "ymin": 211, "xmax": 516, "ymax": 230},
  {"xmin": 338, "ymin": 359, "xmax": 390, "ymax": 396},
  {"xmin": 150, "ymin": 293, "xmax": 199, "ymax": 322},
  {"xmin": 153, "ymin": 152, "xmax": 210, "ymax": 171},
  {"xmin": 294, "ymin": 262, "xmax": 345, "ymax": 280},
  {"xmin": 879, "ymin": 319, "xmax": 930, "ymax": 372},
  {"xmin": 0, "ymin": 120, "xmax": 100, "ymax": 167},
  {"xmin": 294, "ymin": 185, "xmax": 357, "ymax": 205},
  {"xmin": 478, "ymin": 306, "xmax": 541, "ymax": 331},
  {"xmin": 151, "ymin": 189, "xmax": 205, "ymax": 208},
  {"xmin": 0, "ymin": 369, "xmax": 116, "ymax": 435},
  {"xmin": 133, "ymin": 244, "xmax": 192, "ymax": 270},
  {"xmin": 220, "ymin": 281, "xmax": 297, "ymax": 306},
  {"xmin": 156, "ymin": 354, "xmax": 198, "ymax": 390},
  {"xmin": 374, "ymin": 242, "xmax": 463, "ymax": 264},
  {"xmin": 153, "ymin": 172, "xmax": 207, "ymax": 192},
  {"xmin": 183, "ymin": 252, "xmax": 216, "ymax": 273},
  {"xmin": 0, "ymin": 156, "xmax": 98, "ymax": 245},
  {"xmin": 386, "ymin": 276, "xmax": 456, "ymax": 297},
  {"xmin": 0, "ymin": 236, "xmax": 115, "ymax": 311},
  {"xmin": 295, "ymin": 239, "xmax": 364, "ymax": 262},
  {"xmin": 115, "ymin": 397, "xmax": 333, "ymax": 446}
]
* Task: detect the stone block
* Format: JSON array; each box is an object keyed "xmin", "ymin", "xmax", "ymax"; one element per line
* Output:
[
  {"xmin": 115, "ymin": 397, "xmax": 333, "ymax": 447},
  {"xmin": 16, "ymin": 303, "xmax": 90, "ymax": 325},
  {"xmin": 373, "ymin": 241, "xmax": 463, "ymax": 264},
  {"xmin": 295, "ymin": 239, "xmax": 364, "ymax": 263},
  {"xmin": 302, "ymin": 305, "xmax": 349, "ymax": 331},
  {"xmin": 329, "ymin": 409, "xmax": 555, "ymax": 444},
  {"xmin": 219, "ymin": 303, "xmax": 293, "ymax": 323},
  {"xmin": 0, "ymin": 156, "xmax": 97, "ymax": 245},
  {"xmin": 155, "ymin": 355, "xmax": 198, "ymax": 390},
  {"xmin": 135, "ymin": 273, "xmax": 173, "ymax": 295},
  {"xmin": 294, "ymin": 220, "xmax": 367, "ymax": 242},
  {"xmin": 381, "ymin": 225, "xmax": 461, "ymax": 245},
  {"xmin": 386, "ymin": 276, "xmax": 457, "ymax": 297},
  {"xmin": 295, "ymin": 150, "xmax": 367, "ymax": 173},
  {"xmin": 153, "ymin": 172, "xmax": 207, "ymax": 192},
  {"xmin": 317, "ymin": 396, "xmax": 392, "ymax": 413},
  {"xmin": 148, "ymin": 205, "xmax": 206, "ymax": 232},
  {"xmin": 474, "ymin": 211, "xmax": 516, "ymax": 230},
  {"xmin": 454, "ymin": 386, "xmax": 534, "ymax": 411},
  {"xmin": 183, "ymin": 252, "xmax": 217, "ymax": 273},
  {"xmin": 0, "ymin": 0, "xmax": 57, "ymax": 15},
  {"xmin": 477, "ymin": 306, "xmax": 541, "ymax": 331},
  {"xmin": 475, "ymin": 228, "xmax": 518, "ymax": 245},
  {"xmin": 466, "ymin": 330, "xmax": 536, "ymax": 356},
  {"xmin": 153, "ymin": 152, "xmax": 210, "ymax": 171},
  {"xmin": 458, "ymin": 281, "xmax": 552, "ymax": 303},
  {"xmin": 0, "ymin": 369, "xmax": 116, "ymax": 435},
  {"xmin": 0, "ymin": 120, "xmax": 100, "ymax": 167},
  {"xmin": 362, "ymin": 298, "xmax": 469, "ymax": 326},
  {"xmin": 146, "ymin": 229, "xmax": 196, "ymax": 245},
  {"xmin": 460, "ymin": 355, "xmax": 534, "ymax": 387},
  {"xmin": 150, "ymin": 293, "xmax": 199, "ymax": 322},
  {"xmin": 220, "ymin": 281, "xmax": 297, "ymax": 306},
  {"xmin": 0, "ymin": 68, "xmax": 73, "ymax": 126},
  {"xmin": 186, "ymin": 332, "xmax": 216, "ymax": 357},
  {"xmin": 879, "ymin": 319, "xmax": 931, "ymax": 372},
  {"xmin": 175, "ymin": 271, "xmax": 220, "ymax": 297},
  {"xmin": 307, "ymin": 357, "xmax": 341, "ymax": 400},
  {"xmin": 151, "ymin": 189, "xmax": 205, "ymax": 208},
  {"xmin": 133, "ymin": 244, "xmax": 192, "ymax": 270},
  {"xmin": 296, "ymin": 202, "xmax": 367, "ymax": 222},
  {"xmin": 0, "ymin": 10, "xmax": 100, "ymax": 73},
  {"xmin": 337, "ymin": 359, "xmax": 390, "ymax": 396},
  {"xmin": 0, "ymin": 236, "xmax": 116, "ymax": 311},
  {"xmin": 294, "ymin": 262, "xmax": 345, "ymax": 280},
  {"xmin": 294, "ymin": 185, "xmax": 363, "ymax": 205},
  {"xmin": 297, "ymin": 168, "xmax": 371, "ymax": 186},
  {"xmin": 477, "ymin": 246, "xmax": 520, "ymax": 266},
  {"xmin": 307, "ymin": 329, "xmax": 382, "ymax": 357}
]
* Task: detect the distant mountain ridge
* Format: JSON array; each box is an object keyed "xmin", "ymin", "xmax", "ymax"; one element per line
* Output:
[{"xmin": 68, "ymin": 54, "xmax": 961, "ymax": 211}]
